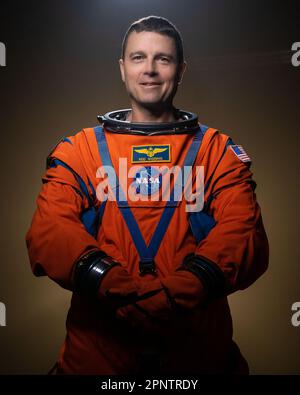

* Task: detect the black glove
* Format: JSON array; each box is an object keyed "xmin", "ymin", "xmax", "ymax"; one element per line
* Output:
[
  {"xmin": 73, "ymin": 250, "xmax": 139, "ymax": 307},
  {"xmin": 163, "ymin": 253, "xmax": 229, "ymax": 310}
]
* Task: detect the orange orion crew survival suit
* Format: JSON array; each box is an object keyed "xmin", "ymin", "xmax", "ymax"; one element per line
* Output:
[{"xmin": 26, "ymin": 110, "xmax": 269, "ymax": 374}]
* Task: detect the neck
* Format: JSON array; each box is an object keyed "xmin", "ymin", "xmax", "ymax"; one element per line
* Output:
[{"xmin": 127, "ymin": 103, "xmax": 177, "ymax": 123}]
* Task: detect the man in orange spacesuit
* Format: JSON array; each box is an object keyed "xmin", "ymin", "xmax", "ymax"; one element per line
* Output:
[{"xmin": 26, "ymin": 16, "xmax": 269, "ymax": 374}]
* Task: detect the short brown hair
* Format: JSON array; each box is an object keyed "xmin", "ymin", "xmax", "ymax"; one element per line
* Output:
[{"xmin": 121, "ymin": 15, "xmax": 184, "ymax": 64}]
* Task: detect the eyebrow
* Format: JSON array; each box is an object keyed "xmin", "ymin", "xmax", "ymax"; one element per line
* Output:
[{"xmin": 129, "ymin": 51, "xmax": 175, "ymax": 60}]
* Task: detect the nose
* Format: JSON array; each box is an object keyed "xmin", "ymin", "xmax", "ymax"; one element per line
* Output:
[{"xmin": 144, "ymin": 58, "xmax": 158, "ymax": 76}]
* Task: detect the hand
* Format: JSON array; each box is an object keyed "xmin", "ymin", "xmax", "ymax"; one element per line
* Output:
[
  {"xmin": 74, "ymin": 250, "xmax": 139, "ymax": 306},
  {"xmin": 160, "ymin": 269, "xmax": 206, "ymax": 312},
  {"xmin": 98, "ymin": 264, "xmax": 140, "ymax": 308},
  {"xmin": 116, "ymin": 278, "xmax": 174, "ymax": 334}
]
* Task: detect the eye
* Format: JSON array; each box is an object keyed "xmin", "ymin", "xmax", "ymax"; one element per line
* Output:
[
  {"xmin": 159, "ymin": 56, "xmax": 170, "ymax": 63},
  {"xmin": 132, "ymin": 55, "xmax": 143, "ymax": 61}
]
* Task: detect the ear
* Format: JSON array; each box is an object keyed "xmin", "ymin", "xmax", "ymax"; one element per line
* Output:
[
  {"xmin": 119, "ymin": 58, "xmax": 125, "ymax": 83},
  {"xmin": 177, "ymin": 61, "xmax": 187, "ymax": 84}
]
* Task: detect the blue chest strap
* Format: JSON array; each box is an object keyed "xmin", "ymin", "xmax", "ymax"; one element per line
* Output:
[{"xmin": 94, "ymin": 126, "xmax": 205, "ymax": 275}]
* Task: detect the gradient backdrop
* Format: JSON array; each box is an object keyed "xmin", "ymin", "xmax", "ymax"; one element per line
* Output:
[{"xmin": 0, "ymin": 0, "xmax": 299, "ymax": 374}]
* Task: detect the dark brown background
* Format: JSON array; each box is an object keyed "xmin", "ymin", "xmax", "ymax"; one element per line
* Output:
[{"xmin": 0, "ymin": 0, "xmax": 299, "ymax": 374}]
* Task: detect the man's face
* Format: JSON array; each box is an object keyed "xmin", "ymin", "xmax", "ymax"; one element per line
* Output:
[{"xmin": 119, "ymin": 31, "xmax": 186, "ymax": 111}]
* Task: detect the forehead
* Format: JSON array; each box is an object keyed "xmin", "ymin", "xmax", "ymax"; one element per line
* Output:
[{"xmin": 125, "ymin": 31, "xmax": 176, "ymax": 56}]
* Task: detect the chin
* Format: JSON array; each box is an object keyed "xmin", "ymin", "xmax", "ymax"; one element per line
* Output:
[
  {"xmin": 136, "ymin": 96, "xmax": 169, "ymax": 108},
  {"xmin": 139, "ymin": 101, "xmax": 167, "ymax": 111}
]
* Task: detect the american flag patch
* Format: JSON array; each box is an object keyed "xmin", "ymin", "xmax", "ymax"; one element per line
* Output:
[{"xmin": 230, "ymin": 145, "xmax": 251, "ymax": 163}]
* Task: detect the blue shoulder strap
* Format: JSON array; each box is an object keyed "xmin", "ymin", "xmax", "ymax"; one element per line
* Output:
[{"xmin": 94, "ymin": 125, "xmax": 205, "ymax": 275}]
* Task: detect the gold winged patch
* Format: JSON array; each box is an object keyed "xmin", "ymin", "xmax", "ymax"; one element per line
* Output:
[
  {"xmin": 131, "ymin": 144, "xmax": 171, "ymax": 163},
  {"xmin": 134, "ymin": 147, "xmax": 168, "ymax": 158}
]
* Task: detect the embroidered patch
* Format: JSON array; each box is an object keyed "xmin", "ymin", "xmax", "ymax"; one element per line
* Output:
[
  {"xmin": 131, "ymin": 144, "xmax": 171, "ymax": 163},
  {"xmin": 132, "ymin": 166, "xmax": 162, "ymax": 196},
  {"xmin": 230, "ymin": 145, "xmax": 251, "ymax": 163}
]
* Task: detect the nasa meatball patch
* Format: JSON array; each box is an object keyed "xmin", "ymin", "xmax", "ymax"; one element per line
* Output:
[
  {"xmin": 230, "ymin": 145, "xmax": 251, "ymax": 163},
  {"xmin": 132, "ymin": 166, "xmax": 162, "ymax": 196},
  {"xmin": 131, "ymin": 144, "xmax": 171, "ymax": 163}
]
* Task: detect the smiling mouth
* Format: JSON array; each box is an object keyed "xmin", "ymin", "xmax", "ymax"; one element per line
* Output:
[
  {"xmin": 141, "ymin": 83, "xmax": 160, "ymax": 90},
  {"xmin": 140, "ymin": 83, "xmax": 161, "ymax": 86}
]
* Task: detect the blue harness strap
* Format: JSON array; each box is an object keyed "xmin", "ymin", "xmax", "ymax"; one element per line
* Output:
[
  {"xmin": 95, "ymin": 127, "xmax": 153, "ymax": 273},
  {"xmin": 94, "ymin": 126, "xmax": 205, "ymax": 275},
  {"xmin": 47, "ymin": 125, "xmax": 233, "ymax": 260},
  {"xmin": 146, "ymin": 127, "xmax": 205, "ymax": 262},
  {"xmin": 47, "ymin": 125, "xmax": 221, "ymax": 255}
]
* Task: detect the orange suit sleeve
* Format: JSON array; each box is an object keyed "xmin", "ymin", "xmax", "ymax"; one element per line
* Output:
[
  {"xmin": 195, "ymin": 141, "xmax": 269, "ymax": 293},
  {"xmin": 25, "ymin": 139, "xmax": 100, "ymax": 290}
]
